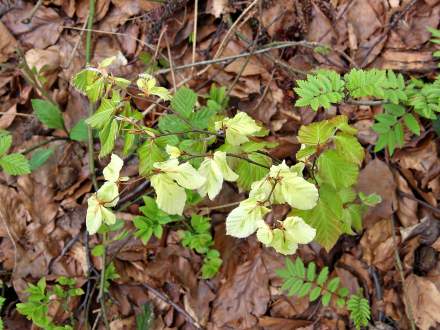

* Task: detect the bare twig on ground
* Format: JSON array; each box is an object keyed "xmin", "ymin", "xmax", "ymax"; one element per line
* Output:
[
  {"xmin": 21, "ymin": 0, "xmax": 43, "ymax": 24},
  {"xmin": 141, "ymin": 283, "xmax": 202, "ymax": 329},
  {"xmin": 191, "ymin": 0, "xmax": 198, "ymax": 75},
  {"xmin": 398, "ymin": 190, "xmax": 440, "ymax": 216},
  {"xmin": 391, "ymin": 213, "xmax": 416, "ymax": 330},
  {"xmin": 360, "ymin": 0, "xmax": 418, "ymax": 68}
]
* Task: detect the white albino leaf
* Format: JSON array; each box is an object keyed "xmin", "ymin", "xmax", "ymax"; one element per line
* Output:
[
  {"xmin": 151, "ymin": 173, "xmax": 186, "ymax": 215},
  {"xmin": 167, "ymin": 162, "xmax": 205, "ymax": 190},
  {"xmin": 274, "ymin": 172, "xmax": 318, "ymax": 210},
  {"xmin": 137, "ymin": 73, "xmax": 171, "ymax": 100},
  {"xmin": 215, "ymin": 112, "xmax": 261, "ymax": 146},
  {"xmin": 270, "ymin": 229, "xmax": 299, "ymax": 255},
  {"xmin": 283, "ymin": 216, "xmax": 316, "ymax": 244},
  {"xmin": 97, "ymin": 182, "xmax": 119, "ymax": 207},
  {"xmin": 197, "ymin": 157, "xmax": 223, "ymax": 200},
  {"xmin": 226, "ymin": 198, "xmax": 269, "ymax": 238},
  {"xmin": 165, "ymin": 145, "xmax": 181, "ymax": 159},
  {"xmin": 214, "ymin": 151, "xmax": 238, "ymax": 181},
  {"xmin": 103, "ymin": 153, "xmax": 124, "ymax": 183},
  {"xmin": 101, "ymin": 206, "xmax": 116, "ymax": 226},
  {"xmin": 249, "ymin": 177, "xmax": 273, "ymax": 201},
  {"xmin": 86, "ymin": 195, "xmax": 102, "ymax": 235},
  {"xmin": 256, "ymin": 223, "xmax": 273, "ymax": 245},
  {"xmin": 198, "ymin": 151, "xmax": 238, "ymax": 200}
]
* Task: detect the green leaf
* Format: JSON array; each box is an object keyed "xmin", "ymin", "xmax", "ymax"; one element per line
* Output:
[
  {"xmin": 138, "ymin": 140, "xmax": 167, "ymax": 176},
  {"xmin": 171, "ymin": 87, "xmax": 197, "ymax": 118},
  {"xmin": 307, "ymin": 262, "xmax": 316, "ymax": 282},
  {"xmin": 189, "ymin": 107, "xmax": 216, "ymax": 129},
  {"xmin": 235, "ymin": 152, "xmax": 271, "ymax": 191},
  {"xmin": 294, "ymin": 185, "xmax": 344, "ymax": 250},
  {"xmin": 98, "ymin": 119, "xmax": 119, "ymax": 157},
  {"xmin": 295, "ymin": 258, "xmax": 305, "ymax": 278},
  {"xmin": 31, "ymin": 99, "xmax": 65, "ymax": 130},
  {"xmin": 336, "ymin": 298, "xmax": 345, "ymax": 308},
  {"xmin": 136, "ymin": 303, "xmax": 154, "ymax": 330},
  {"xmin": 285, "ymin": 258, "xmax": 296, "ymax": 276},
  {"xmin": 309, "ymin": 287, "xmax": 322, "ymax": 301},
  {"xmin": 298, "ymin": 120, "xmax": 335, "ymax": 146},
  {"xmin": 327, "ymin": 277, "xmax": 340, "ymax": 293},
  {"xmin": 69, "ymin": 119, "xmax": 89, "ymax": 142},
  {"xmin": 158, "ymin": 114, "xmax": 190, "ymax": 133},
  {"xmin": 0, "ymin": 153, "xmax": 31, "ymax": 175},
  {"xmin": 317, "ymin": 150, "xmax": 359, "ymax": 190},
  {"xmin": 297, "ymin": 282, "xmax": 312, "ymax": 297},
  {"xmin": 29, "ymin": 148, "xmax": 54, "ymax": 171},
  {"xmin": 0, "ymin": 131, "xmax": 12, "ymax": 157},
  {"xmin": 348, "ymin": 294, "xmax": 371, "ymax": 329},
  {"xmin": 201, "ymin": 249, "xmax": 222, "ymax": 279},
  {"xmin": 338, "ymin": 287, "xmax": 350, "ymax": 297},
  {"xmin": 317, "ymin": 267, "xmax": 329, "ymax": 286},
  {"xmin": 86, "ymin": 98, "xmax": 117, "ymax": 129},
  {"xmin": 322, "ymin": 292, "xmax": 332, "ymax": 306},
  {"xmin": 287, "ymin": 279, "xmax": 303, "ymax": 296},
  {"xmin": 72, "ymin": 68, "xmax": 100, "ymax": 94},
  {"xmin": 334, "ymin": 133, "xmax": 364, "ymax": 165},
  {"xmin": 294, "ymin": 70, "xmax": 345, "ymax": 111},
  {"xmin": 402, "ymin": 113, "xmax": 420, "ymax": 135},
  {"xmin": 91, "ymin": 244, "xmax": 105, "ymax": 257}
]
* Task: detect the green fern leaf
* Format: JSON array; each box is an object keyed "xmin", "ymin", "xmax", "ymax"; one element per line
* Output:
[
  {"xmin": 347, "ymin": 294, "xmax": 371, "ymax": 329},
  {"xmin": 294, "ymin": 70, "xmax": 345, "ymax": 111}
]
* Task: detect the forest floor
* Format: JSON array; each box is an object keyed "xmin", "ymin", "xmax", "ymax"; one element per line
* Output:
[{"xmin": 0, "ymin": 0, "xmax": 439, "ymax": 329}]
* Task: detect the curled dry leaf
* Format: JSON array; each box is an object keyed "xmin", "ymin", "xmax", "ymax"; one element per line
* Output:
[
  {"xmin": 394, "ymin": 172, "xmax": 418, "ymax": 227},
  {"xmin": 404, "ymin": 274, "xmax": 440, "ymax": 330},
  {"xmin": 360, "ymin": 218, "xmax": 396, "ymax": 272},
  {"xmin": 0, "ymin": 103, "xmax": 17, "ymax": 129}
]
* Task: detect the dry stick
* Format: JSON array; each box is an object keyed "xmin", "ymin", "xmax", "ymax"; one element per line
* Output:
[
  {"xmin": 191, "ymin": 0, "xmax": 198, "ymax": 75},
  {"xmin": 63, "ymin": 26, "xmax": 163, "ymax": 60},
  {"xmin": 155, "ymin": 41, "xmax": 321, "ymax": 75},
  {"xmin": 141, "ymin": 283, "xmax": 202, "ymax": 329},
  {"xmin": 398, "ymin": 190, "xmax": 440, "ymax": 216},
  {"xmin": 97, "ymin": 232, "xmax": 110, "ymax": 330},
  {"xmin": 0, "ymin": 210, "xmax": 17, "ymax": 276},
  {"xmin": 226, "ymin": 1, "xmax": 262, "ymax": 97},
  {"xmin": 21, "ymin": 137, "xmax": 69, "ymax": 155},
  {"xmin": 360, "ymin": 0, "xmax": 418, "ymax": 68},
  {"xmin": 165, "ymin": 35, "xmax": 177, "ymax": 93},
  {"xmin": 390, "ymin": 214, "xmax": 416, "ymax": 330},
  {"xmin": 17, "ymin": 48, "xmax": 56, "ymax": 104},
  {"xmin": 65, "ymin": 17, "xmax": 89, "ymax": 69},
  {"xmin": 0, "ymin": 112, "xmax": 35, "ymax": 118},
  {"xmin": 21, "ymin": 0, "xmax": 43, "ymax": 24}
]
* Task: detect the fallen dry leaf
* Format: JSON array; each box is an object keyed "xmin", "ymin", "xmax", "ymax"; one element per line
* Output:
[
  {"xmin": 212, "ymin": 249, "xmax": 270, "ymax": 329},
  {"xmin": 404, "ymin": 274, "xmax": 440, "ymax": 330},
  {"xmin": 0, "ymin": 21, "xmax": 17, "ymax": 63},
  {"xmin": 2, "ymin": 4, "xmax": 63, "ymax": 49},
  {"xmin": 356, "ymin": 158, "xmax": 397, "ymax": 228}
]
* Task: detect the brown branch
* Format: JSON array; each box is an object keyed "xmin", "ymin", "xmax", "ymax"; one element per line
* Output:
[{"xmin": 141, "ymin": 283, "xmax": 202, "ymax": 329}]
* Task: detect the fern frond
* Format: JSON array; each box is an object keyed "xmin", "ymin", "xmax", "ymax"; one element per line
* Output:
[
  {"xmin": 347, "ymin": 294, "xmax": 371, "ymax": 330},
  {"xmin": 294, "ymin": 70, "xmax": 345, "ymax": 111},
  {"xmin": 344, "ymin": 69, "xmax": 386, "ymax": 99},
  {"xmin": 382, "ymin": 70, "xmax": 407, "ymax": 104},
  {"xmin": 407, "ymin": 78, "xmax": 440, "ymax": 119}
]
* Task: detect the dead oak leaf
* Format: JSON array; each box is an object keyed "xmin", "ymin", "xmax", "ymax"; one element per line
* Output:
[
  {"xmin": 212, "ymin": 250, "xmax": 270, "ymax": 329},
  {"xmin": 2, "ymin": 4, "xmax": 63, "ymax": 49},
  {"xmin": 404, "ymin": 274, "xmax": 440, "ymax": 330}
]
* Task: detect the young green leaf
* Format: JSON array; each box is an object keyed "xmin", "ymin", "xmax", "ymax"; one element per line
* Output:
[
  {"xmin": 69, "ymin": 119, "xmax": 89, "ymax": 142},
  {"xmin": 31, "ymin": 99, "xmax": 65, "ymax": 130},
  {"xmin": 171, "ymin": 87, "xmax": 197, "ymax": 118},
  {"xmin": 0, "ymin": 153, "xmax": 31, "ymax": 176},
  {"xmin": 29, "ymin": 148, "xmax": 54, "ymax": 171},
  {"xmin": 0, "ymin": 131, "xmax": 12, "ymax": 157},
  {"xmin": 402, "ymin": 113, "xmax": 420, "ymax": 135}
]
